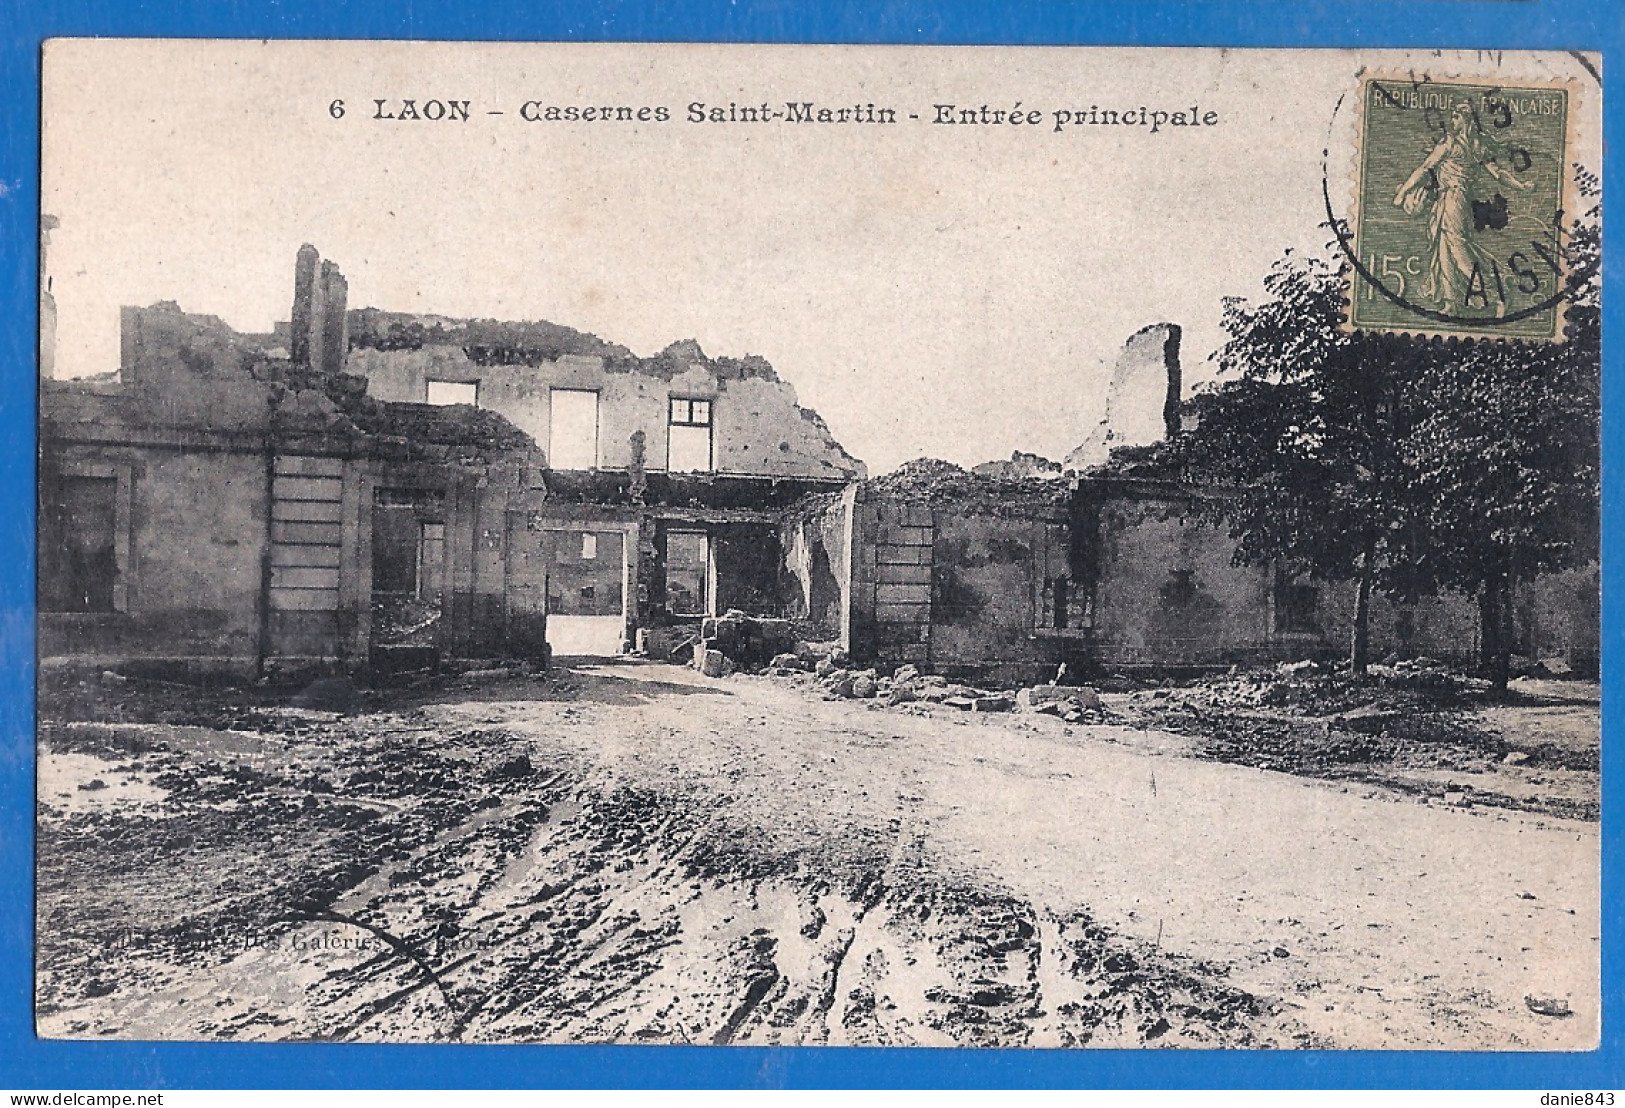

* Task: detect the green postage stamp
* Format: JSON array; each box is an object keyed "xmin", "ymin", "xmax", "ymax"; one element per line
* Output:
[{"xmin": 1348, "ymin": 75, "xmax": 1578, "ymax": 341}]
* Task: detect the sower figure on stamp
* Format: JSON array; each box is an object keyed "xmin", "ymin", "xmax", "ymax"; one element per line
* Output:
[{"xmin": 1393, "ymin": 98, "xmax": 1534, "ymax": 316}]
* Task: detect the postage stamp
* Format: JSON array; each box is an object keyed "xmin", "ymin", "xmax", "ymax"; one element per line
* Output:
[{"xmin": 1347, "ymin": 75, "xmax": 1578, "ymax": 341}]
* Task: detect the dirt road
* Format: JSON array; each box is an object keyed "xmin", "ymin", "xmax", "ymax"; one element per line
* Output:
[{"xmin": 35, "ymin": 662, "xmax": 1598, "ymax": 1049}]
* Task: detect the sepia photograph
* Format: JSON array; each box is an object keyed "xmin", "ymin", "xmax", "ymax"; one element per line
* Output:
[{"xmin": 34, "ymin": 41, "xmax": 1602, "ymax": 1051}]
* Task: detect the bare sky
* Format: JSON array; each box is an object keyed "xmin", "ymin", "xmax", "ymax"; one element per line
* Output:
[{"xmin": 41, "ymin": 43, "xmax": 1598, "ymax": 473}]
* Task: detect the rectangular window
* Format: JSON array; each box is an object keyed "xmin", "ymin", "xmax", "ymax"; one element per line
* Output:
[
  {"xmin": 1274, "ymin": 573, "xmax": 1321, "ymax": 634},
  {"xmin": 543, "ymin": 530, "xmax": 624, "ymax": 617},
  {"xmin": 42, "ymin": 475, "xmax": 118, "ymax": 612},
  {"xmin": 665, "ymin": 531, "xmax": 711, "ymax": 616},
  {"xmin": 668, "ymin": 396, "xmax": 714, "ymax": 473},
  {"xmin": 425, "ymin": 379, "xmax": 478, "ymax": 406},
  {"xmin": 370, "ymin": 489, "xmax": 444, "ymax": 596},
  {"xmin": 549, "ymin": 389, "xmax": 599, "ymax": 470}
]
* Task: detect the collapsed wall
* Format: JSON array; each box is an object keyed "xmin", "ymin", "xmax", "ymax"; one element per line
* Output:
[
  {"xmin": 344, "ymin": 314, "xmax": 866, "ymax": 481},
  {"xmin": 40, "ymin": 296, "xmax": 553, "ymax": 675},
  {"xmin": 1065, "ymin": 323, "xmax": 1182, "ymax": 473},
  {"xmin": 790, "ymin": 461, "xmax": 1083, "ymax": 685},
  {"xmin": 777, "ymin": 489, "xmax": 852, "ymax": 637}
]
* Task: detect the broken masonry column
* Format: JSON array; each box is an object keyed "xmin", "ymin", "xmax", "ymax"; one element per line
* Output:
[
  {"xmin": 634, "ymin": 515, "xmax": 658, "ymax": 627},
  {"xmin": 317, "ymin": 260, "xmax": 349, "ymax": 376},
  {"xmin": 1063, "ymin": 322, "xmax": 1184, "ymax": 471},
  {"xmin": 290, "ymin": 244, "xmax": 321, "ymax": 367},
  {"xmin": 1160, "ymin": 323, "xmax": 1183, "ymax": 442},
  {"xmin": 628, "ymin": 429, "xmax": 648, "ymax": 506},
  {"xmin": 289, "ymin": 244, "xmax": 349, "ymax": 375}
]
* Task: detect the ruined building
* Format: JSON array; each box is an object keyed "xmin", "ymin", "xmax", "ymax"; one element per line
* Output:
[
  {"xmin": 1064, "ymin": 323, "xmax": 1183, "ymax": 472},
  {"xmin": 778, "ymin": 325, "xmax": 1599, "ymax": 683},
  {"xmin": 38, "ymin": 247, "xmax": 1597, "ymax": 682},
  {"xmin": 39, "ymin": 246, "xmax": 861, "ymax": 674}
]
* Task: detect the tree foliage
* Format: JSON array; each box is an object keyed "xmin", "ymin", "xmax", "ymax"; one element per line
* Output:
[
  {"xmin": 1396, "ymin": 196, "xmax": 1600, "ymax": 687},
  {"xmin": 1400, "ymin": 203, "xmax": 1601, "ymax": 593},
  {"xmin": 1152, "ymin": 189, "xmax": 1599, "ymax": 687},
  {"xmin": 1179, "ymin": 256, "xmax": 1418, "ymax": 585}
]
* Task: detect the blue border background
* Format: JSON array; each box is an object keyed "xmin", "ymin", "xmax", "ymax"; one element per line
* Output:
[{"xmin": 0, "ymin": 0, "xmax": 1617, "ymax": 1089}]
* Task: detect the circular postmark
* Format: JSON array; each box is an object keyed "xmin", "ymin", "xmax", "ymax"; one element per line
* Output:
[{"xmin": 1322, "ymin": 62, "xmax": 1598, "ymax": 341}]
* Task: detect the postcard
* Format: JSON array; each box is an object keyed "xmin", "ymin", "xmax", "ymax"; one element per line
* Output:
[{"xmin": 36, "ymin": 41, "xmax": 1601, "ymax": 1049}]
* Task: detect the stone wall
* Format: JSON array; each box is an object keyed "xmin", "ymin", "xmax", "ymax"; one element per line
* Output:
[
  {"xmin": 1521, "ymin": 566, "xmax": 1601, "ymax": 676},
  {"xmin": 1085, "ymin": 482, "xmax": 1600, "ymax": 672},
  {"xmin": 39, "ymin": 441, "xmax": 269, "ymax": 667},
  {"xmin": 837, "ymin": 484, "xmax": 1076, "ymax": 683},
  {"xmin": 925, "ymin": 510, "xmax": 1073, "ymax": 683},
  {"xmin": 778, "ymin": 490, "xmax": 852, "ymax": 639},
  {"xmin": 345, "ymin": 326, "xmax": 864, "ymax": 480},
  {"xmin": 1087, "ymin": 494, "xmax": 1276, "ymax": 666}
]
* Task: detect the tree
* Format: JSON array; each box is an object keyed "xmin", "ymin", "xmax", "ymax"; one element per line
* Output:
[
  {"xmin": 1397, "ymin": 194, "xmax": 1601, "ymax": 693},
  {"xmin": 1155, "ymin": 183, "xmax": 1598, "ymax": 691},
  {"xmin": 1166, "ymin": 252, "xmax": 1425, "ymax": 673}
]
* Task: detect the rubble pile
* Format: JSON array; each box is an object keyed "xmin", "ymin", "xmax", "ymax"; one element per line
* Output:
[
  {"xmin": 1122, "ymin": 657, "xmax": 1492, "ymax": 721},
  {"xmin": 724, "ymin": 644, "xmax": 1114, "ymax": 724},
  {"xmin": 1111, "ymin": 657, "xmax": 1600, "ymax": 821},
  {"xmin": 689, "ymin": 610, "xmax": 797, "ymax": 677},
  {"xmin": 869, "ymin": 458, "xmax": 1072, "ymax": 518},
  {"xmin": 347, "ymin": 307, "xmax": 631, "ymax": 364}
]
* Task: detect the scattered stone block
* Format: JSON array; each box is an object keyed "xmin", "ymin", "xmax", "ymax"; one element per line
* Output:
[
  {"xmin": 696, "ymin": 613, "xmax": 795, "ymax": 668},
  {"xmin": 1335, "ymin": 703, "xmax": 1402, "ymax": 734},
  {"xmin": 1018, "ymin": 685, "xmax": 1101, "ymax": 712},
  {"xmin": 1070, "ymin": 687, "xmax": 1103, "ymax": 710},
  {"xmin": 488, "ymin": 754, "xmax": 533, "ymax": 781},
  {"xmin": 698, "ymin": 648, "xmax": 730, "ymax": 678}
]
